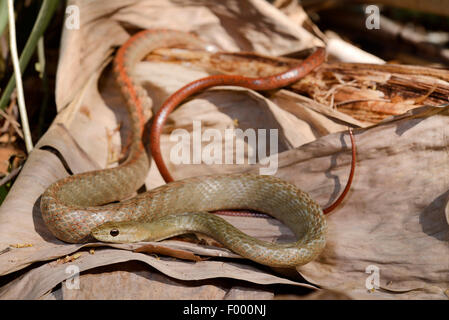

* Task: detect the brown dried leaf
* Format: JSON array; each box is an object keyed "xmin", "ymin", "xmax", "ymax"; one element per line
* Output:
[
  {"xmin": 0, "ymin": 0, "xmax": 447, "ymax": 301},
  {"xmin": 133, "ymin": 243, "xmax": 206, "ymax": 262}
]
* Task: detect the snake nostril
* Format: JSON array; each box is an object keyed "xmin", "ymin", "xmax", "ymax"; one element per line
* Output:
[{"xmin": 110, "ymin": 229, "xmax": 119, "ymax": 237}]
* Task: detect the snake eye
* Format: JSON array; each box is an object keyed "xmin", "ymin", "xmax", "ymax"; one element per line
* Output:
[{"xmin": 110, "ymin": 229, "xmax": 119, "ymax": 237}]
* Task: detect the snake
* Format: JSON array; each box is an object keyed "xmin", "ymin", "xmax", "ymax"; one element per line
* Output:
[{"xmin": 40, "ymin": 29, "xmax": 355, "ymax": 268}]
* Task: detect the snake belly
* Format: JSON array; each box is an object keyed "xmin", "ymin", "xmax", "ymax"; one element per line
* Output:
[{"xmin": 40, "ymin": 30, "xmax": 327, "ymax": 267}]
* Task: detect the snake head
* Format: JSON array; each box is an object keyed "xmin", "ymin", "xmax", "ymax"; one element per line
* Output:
[{"xmin": 91, "ymin": 221, "xmax": 148, "ymax": 243}]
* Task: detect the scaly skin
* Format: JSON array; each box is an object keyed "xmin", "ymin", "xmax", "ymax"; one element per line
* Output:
[
  {"xmin": 41, "ymin": 29, "xmax": 339, "ymax": 267},
  {"xmin": 91, "ymin": 174, "xmax": 327, "ymax": 268}
]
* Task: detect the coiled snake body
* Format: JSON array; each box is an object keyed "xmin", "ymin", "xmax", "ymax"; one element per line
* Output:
[{"xmin": 40, "ymin": 30, "xmax": 352, "ymax": 267}]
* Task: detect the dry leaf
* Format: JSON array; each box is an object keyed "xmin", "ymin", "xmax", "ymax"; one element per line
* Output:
[
  {"xmin": 0, "ymin": 0, "xmax": 447, "ymax": 300},
  {"xmin": 133, "ymin": 244, "xmax": 206, "ymax": 262}
]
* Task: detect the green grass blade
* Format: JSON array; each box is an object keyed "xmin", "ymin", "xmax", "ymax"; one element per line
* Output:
[
  {"xmin": 0, "ymin": 0, "xmax": 59, "ymax": 111},
  {"xmin": 0, "ymin": 0, "xmax": 9, "ymax": 37}
]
